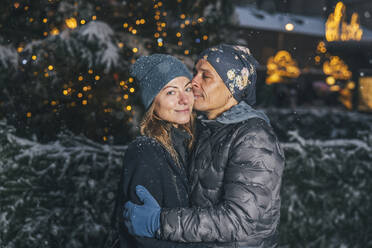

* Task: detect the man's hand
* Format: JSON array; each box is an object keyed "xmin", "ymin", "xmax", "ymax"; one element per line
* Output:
[{"xmin": 123, "ymin": 185, "xmax": 161, "ymax": 238}]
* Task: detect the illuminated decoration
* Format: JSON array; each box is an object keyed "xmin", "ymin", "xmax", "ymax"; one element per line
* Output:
[
  {"xmin": 285, "ymin": 23, "xmax": 294, "ymax": 31},
  {"xmin": 266, "ymin": 50, "xmax": 300, "ymax": 84},
  {"xmin": 323, "ymin": 56, "xmax": 352, "ymax": 80},
  {"xmin": 339, "ymin": 86, "xmax": 353, "ymax": 110},
  {"xmin": 317, "ymin": 41, "xmax": 327, "ymax": 53},
  {"xmin": 65, "ymin": 17, "xmax": 78, "ymax": 29},
  {"xmin": 326, "ymin": 76, "xmax": 336, "ymax": 85},
  {"xmin": 325, "ymin": 2, "xmax": 363, "ymax": 42},
  {"xmin": 26, "ymin": 112, "xmax": 32, "ymax": 118},
  {"xmin": 358, "ymin": 77, "xmax": 372, "ymax": 111},
  {"xmin": 347, "ymin": 81, "xmax": 355, "ymax": 90}
]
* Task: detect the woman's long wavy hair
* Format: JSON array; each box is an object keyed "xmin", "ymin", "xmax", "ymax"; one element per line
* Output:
[{"xmin": 140, "ymin": 102, "xmax": 195, "ymax": 165}]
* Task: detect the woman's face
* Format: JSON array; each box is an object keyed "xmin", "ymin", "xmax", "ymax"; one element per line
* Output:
[{"xmin": 153, "ymin": 76, "xmax": 194, "ymax": 125}]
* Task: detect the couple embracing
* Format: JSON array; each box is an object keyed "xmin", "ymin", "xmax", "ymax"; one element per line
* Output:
[{"xmin": 115, "ymin": 44, "xmax": 285, "ymax": 248}]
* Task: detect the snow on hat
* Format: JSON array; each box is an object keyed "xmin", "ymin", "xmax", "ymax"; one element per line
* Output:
[
  {"xmin": 130, "ymin": 54, "xmax": 192, "ymax": 109},
  {"xmin": 198, "ymin": 44, "xmax": 258, "ymax": 105}
]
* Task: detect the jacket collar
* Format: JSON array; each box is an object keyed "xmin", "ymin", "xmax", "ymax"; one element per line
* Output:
[{"xmin": 200, "ymin": 101, "xmax": 270, "ymax": 126}]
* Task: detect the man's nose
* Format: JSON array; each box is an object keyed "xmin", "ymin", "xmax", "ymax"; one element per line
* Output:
[{"xmin": 191, "ymin": 76, "xmax": 201, "ymax": 89}]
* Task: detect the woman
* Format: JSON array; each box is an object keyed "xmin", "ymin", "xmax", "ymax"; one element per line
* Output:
[{"xmin": 115, "ymin": 54, "xmax": 201, "ymax": 248}]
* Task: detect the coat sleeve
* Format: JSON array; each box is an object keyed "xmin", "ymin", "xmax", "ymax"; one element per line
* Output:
[{"xmin": 158, "ymin": 123, "xmax": 284, "ymax": 243}]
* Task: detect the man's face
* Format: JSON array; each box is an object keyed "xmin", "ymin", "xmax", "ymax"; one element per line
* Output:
[{"xmin": 192, "ymin": 59, "xmax": 232, "ymax": 115}]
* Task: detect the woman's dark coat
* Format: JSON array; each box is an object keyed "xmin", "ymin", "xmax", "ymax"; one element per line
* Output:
[
  {"xmin": 116, "ymin": 129, "xmax": 203, "ymax": 248},
  {"xmin": 158, "ymin": 102, "xmax": 285, "ymax": 248}
]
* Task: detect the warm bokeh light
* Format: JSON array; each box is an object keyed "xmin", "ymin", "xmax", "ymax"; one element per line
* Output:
[
  {"xmin": 326, "ymin": 76, "xmax": 336, "ymax": 85},
  {"xmin": 266, "ymin": 50, "xmax": 300, "ymax": 84},
  {"xmin": 65, "ymin": 17, "xmax": 78, "ymax": 29},
  {"xmin": 323, "ymin": 56, "xmax": 352, "ymax": 80},
  {"xmin": 285, "ymin": 23, "xmax": 294, "ymax": 31},
  {"xmin": 325, "ymin": 1, "xmax": 363, "ymax": 41}
]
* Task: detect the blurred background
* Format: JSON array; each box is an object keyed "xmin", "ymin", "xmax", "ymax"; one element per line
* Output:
[{"xmin": 0, "ymin": 0, "xmax": 371, "ymax": 247}]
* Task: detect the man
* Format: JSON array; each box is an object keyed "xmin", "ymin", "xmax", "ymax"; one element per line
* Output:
[{"xmin": 124, "ymin": 44, "xmax": 285, "ymax": 247}]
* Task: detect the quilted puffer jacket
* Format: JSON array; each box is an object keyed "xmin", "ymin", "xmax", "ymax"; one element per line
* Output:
[{"xmin": 157, "ymin": 102, "xmax": 285, "ymax": 248}]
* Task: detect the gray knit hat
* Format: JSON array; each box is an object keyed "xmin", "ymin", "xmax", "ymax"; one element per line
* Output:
[{"xmin": 130, "ymin": 54, "xmax": 192, "ymax": 109}]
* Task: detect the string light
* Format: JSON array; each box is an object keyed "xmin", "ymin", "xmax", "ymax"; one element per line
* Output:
[
  {"xmin": 26, "ymin": 112, "xmax": 32, "ymax": 118},
  {"xmin": 95, "ymin": 75, "xmax": 100, "ymax": 80},
  {"xmin": 80, "ymin": 19, "xmax": 86, "ymax": 25},
  {"xmin": 32, "ymin": 55, "xmax": 37, "ymax": 60},
  {"xmin": 65, "ymin": 17, "xmax": 78, "ymax": 29},
  {"xmin": 129, "ymin": 87, "xmax": 135, "ymax": 93},
  {"xmin": 50, "ymin": 28, "xmax": 59, "ymax": 35},
  {"xmin": 78, "ymin": 76, "xmax": 83, "ymax": 81},
  {"xmin": 82, "ymin": 100, "xmax": 87, "ymax": 105}
]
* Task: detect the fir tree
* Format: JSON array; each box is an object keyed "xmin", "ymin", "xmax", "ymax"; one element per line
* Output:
[{"xmin": 0, "ymin": 0, "xmax": 233, "ymax": 144}]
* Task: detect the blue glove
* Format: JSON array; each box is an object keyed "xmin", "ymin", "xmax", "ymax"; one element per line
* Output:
[{"xmin": 123, "ymin": 185, "xmax": 161, "ymax": 238}]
